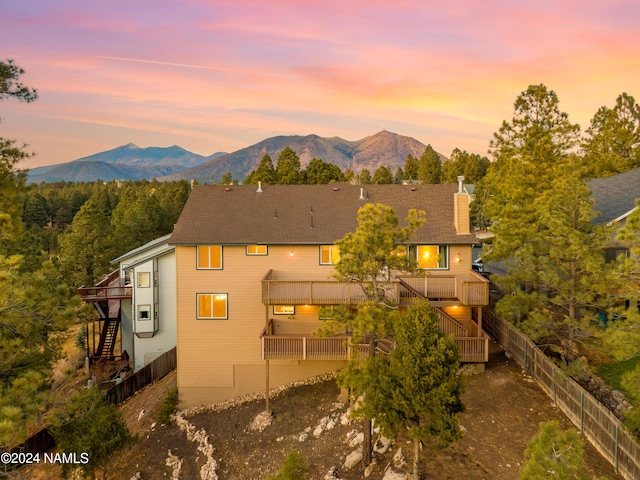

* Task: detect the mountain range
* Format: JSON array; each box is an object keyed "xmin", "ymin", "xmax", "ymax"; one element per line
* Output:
[{"xmin": 27, "ymin": 131, "xmax": 439, "ymax": 184}]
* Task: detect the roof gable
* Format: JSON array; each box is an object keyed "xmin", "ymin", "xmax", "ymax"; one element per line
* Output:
[
  {"xmin": 588, "ymin": 167, "xmax": 640, "ymax": 224},
  {"xmin": 169, "ymin": 184, "xmax": 475, "ymax": 246}
]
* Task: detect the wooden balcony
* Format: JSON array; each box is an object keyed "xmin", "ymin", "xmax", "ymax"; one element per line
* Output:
[
  {"xmin": 259, "ymin": 317, "xmax": 489, "ymax": 363},
  {"xmin": 78, "ymin": 269, "xmax": 132, "ymax": 301},
  {"xmin": 261, "ymin": 269, "xmax": 488, "ymax": 307},
  {"xmin": 397, "ymin": 272, "xmax": 489, "ymax": 306},
  {"xmin": 261, "ymin": 270, "xmax": 398, "ymax": 305}
]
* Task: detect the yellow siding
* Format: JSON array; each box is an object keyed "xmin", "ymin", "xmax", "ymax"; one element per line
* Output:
[
  {"xmin": 176, "ymin": 245, "xmax": 340, "ymax": 406},
  {"xmin": 176, "ymin": 242, "xmax": 479, "ymax": 407}
]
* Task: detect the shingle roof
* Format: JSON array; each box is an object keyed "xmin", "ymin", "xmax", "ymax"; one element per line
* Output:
[
  {"xmin": 588, "ymin": 167, "xmax": 640, "ymax": 224},
  {"xmin": 169, "ymin": 183, "xmax": 475, "ymax": 246}
]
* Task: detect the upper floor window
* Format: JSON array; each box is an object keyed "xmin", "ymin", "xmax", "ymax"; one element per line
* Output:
[
  {"xmin": 320, "ymin": 245, "xmax": 340, "ymax": 265},
  {"xmin": 137, "ymin": 272, "xmax": 150, "ymax": 288},
  {"xmin": 197, "ymin": 293, "xmax": 228, "ymax": 319},
  {"xmin": 416, "ymin": 245, "xmax": 448, "ymax": 269},
  {"xmin": 197, "ymin": 245, "xmax": 222, "ymax": 269},
  {"xmin": 247, "ymin": 245, "xmax": 268, "ymax": 256}
]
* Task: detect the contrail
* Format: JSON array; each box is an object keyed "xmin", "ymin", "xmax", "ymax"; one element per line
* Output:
[{"xmin": 98, "ymin": 55, "xmax": 231, "ymax": 72}]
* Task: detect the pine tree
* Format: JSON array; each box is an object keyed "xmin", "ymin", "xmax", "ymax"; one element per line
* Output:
[
  {"xmin": 520, "ymin": 421, "xmax": 590, "ymax": 480},
  {"xmin": 417, "ymin": 145, "xmax": 441, "ymax": 183},
  {"xmin": 342, "ymin": 302, "xmax": 464, "ymax": 479},
  {"xmin": 581, "ymin": 92, "xmax": 640, "ymax": 177}
]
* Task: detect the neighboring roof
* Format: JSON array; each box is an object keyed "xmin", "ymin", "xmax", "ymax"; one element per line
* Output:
[
  {"xmin": 122, "ymin": 246, "xmax": 175, "ymax": 270},
  {"xmin": 169, "ymin": 183, "xmax": 475, "ymax": 246},
  {"xmin": 588, "ymin": 167, "xmax": 640, "ymax": 225},
  {"xmin": 111, "ymin": 233, "xmax": 174, "ymax": 264}
]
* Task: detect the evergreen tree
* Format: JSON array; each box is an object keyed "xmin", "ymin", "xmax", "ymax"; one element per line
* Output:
[
  {"xmin": 59, "ymin": 197, "xmax": 112, "ymax": 287},
  {"xmin": 581, "ymin": 92, "xmax": 640, "ymax": 177},
  {"xmin": 417, "ymin": 145, "xmax": 441, "ymax": 184},
  {"xmin": 275, "ymin": 147, "xmax": 303, "ymax": 184},
  {"xmin": 0, "ymin": 60, "xmax": 38, "ymax": 244},
  {"xmin": 480, "ymin": 85, "xmax": 614, "ymax": 366},
  {"xmin": 403, "ymin": 154, "xmax": 419, "ymax": 181},
  {"xmin": 520, "ymin": 421, "xmax": 590, "ymax": 480},
  {"xmin": 50, "ymin": 387, "xmax": 134, "ymax": 479},
  {"xmin": 482, "ymin": 84, "xmax": 581, "ymax": 293},
  {"xmin": 324, "ymin": 203, "xmax": 425, "ymax": 467},
  {"xmin": 341, "ymin": 302, "xmax": 464, "ymax": 479},
  {"xmin": 393, "ymin": 166, "xmax": 404, "ymax": 184},
  {"xmin": 244, "ymin": 153, "xmax": 277, "ymax": 185},
  {"xmin": 372, "ymin": 165, "xmax": 393, "ymax": 184},
  {"xmin": 356, "ymin": 168, "xmax": 372, "ymax": 185},
  {"xmin": 441, "ymin": 148, "xmax": 490, "ymax": 184},
  {"xmin": 303, "ymin": 157, "xmax": 345, "ymax": 184}
]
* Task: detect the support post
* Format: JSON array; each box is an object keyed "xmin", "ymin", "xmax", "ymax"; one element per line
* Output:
[{"xmin": 265, "ymin": 359, "xmax": 270, "ymax": 413}]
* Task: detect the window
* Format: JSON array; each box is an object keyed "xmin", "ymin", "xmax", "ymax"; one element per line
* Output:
[
  {"xmin": 247, "ymin": 245, "xmax": 268, "ymax": 256},
  {"xmin": 416, "ymin": 245, "xmax": 448, "ymax": 269},
  {"xmin": 197, "ymin": 293, "xmax": 228, "ymax": 319},
  {"xmin": 273, "ymin": 305, "xmax": 295, "ymax": 315},
  {"xmin": 197, "ymin": 245, "xmax": 222, "ymax": 269},
  {"xmin": 137, "ymin": 272, "xmax": 151, "ymax": 288},
  {"xmin": 138, "ymin": 305, "xmax": 151, "ymax": 321},
  {"xmin": 320, "ymin": 245, "xmax": 340, "ymax": 265},
  {"xmin": 604, "ymin": 248, "xmax": 629, "ymax": 264}
]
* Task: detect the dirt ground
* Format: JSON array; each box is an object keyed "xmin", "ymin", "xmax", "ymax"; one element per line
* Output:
[{"xmin": 22, "ymin": 341, "xmax": 622, "ymax": 480}]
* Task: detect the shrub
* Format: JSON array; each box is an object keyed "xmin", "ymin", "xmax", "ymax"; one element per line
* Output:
[
  {"xmin": 266, "ymin": 450, "xmax": 309, "ymax": 480},
  {"xmin": 157, "ymin": 386, "xmax": 179, "ymax": 424},
  {"xmin": 50, "ymin": 386, "xmax": 134, "ymax": 479},
  {"xmin": 520, "ymin": 420, "xmax": 590, "ymax": 480}
]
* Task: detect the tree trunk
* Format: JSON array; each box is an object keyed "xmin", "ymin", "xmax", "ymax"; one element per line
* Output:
[
  {"xmin": 413, "ymin": 437, "xmax": 420, "ymax": 479},
  {"xmin": 363, "ymin": 417, "xmax": 372, "ymax": 467},
  {"xmin": 363, "ymin": 334, "xmax": 375, "ymax": 467}
]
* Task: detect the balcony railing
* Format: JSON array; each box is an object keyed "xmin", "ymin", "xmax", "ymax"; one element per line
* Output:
[
  {"xmin": 397, "ymin": 272, "xmax": 489, "ymax": 306},
  {"xmin": 261, "ymin": 270, "xmax": 399, "ymax": 305},
  {"xmin": 78, "ymin": 269, "xmax": 132, "ymax": 301},
  {"xmin": 260, "ymin": 317, "xmax": 489, "ymax": 363}
]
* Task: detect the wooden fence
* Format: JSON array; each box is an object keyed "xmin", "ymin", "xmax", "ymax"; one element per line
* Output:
[
  {"xmin": 105, "ymin": 347, "xmax": 176, "ymax": 405},
  {"xmin": 5, "ymin": 347, "xmax": 177, "ymax": 458},
  {"xmin": 483, "ymin": 308, "xmax": 640, "ymax": 480}
]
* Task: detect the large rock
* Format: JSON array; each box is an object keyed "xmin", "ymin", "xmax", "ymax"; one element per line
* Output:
[{"xmin": 344, "ymin": 448, "xmax": 363, "ymax": 469}]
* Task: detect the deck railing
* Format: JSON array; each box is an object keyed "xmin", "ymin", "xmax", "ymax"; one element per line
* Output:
[
  {"xmin": 262, "ymin": 272, "xmax": 488, "ymax": 306},
  {"xmin": 262, "ymin": 270, "xmax": 399, "ymax": 305},
  {"xmin": 398, "ymin": 273, "xmax": 489, "ymax": 306},
  {"xmin": 260, "ymin": 316, "xmax": 488, "ymax": 363},
  {"xmin": 433, "ymin": 307, "xmax": 468, "ymax": 337},
  {"xmin": 78, "ymin": 269, "xmax": 132, "ymax": 301},
  {"xmin": 78, "ymin": 284, "xmax": 132, "ymax": 301}
]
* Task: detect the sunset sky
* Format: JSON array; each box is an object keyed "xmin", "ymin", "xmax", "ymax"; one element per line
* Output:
[{"xmin": 2, "ymin": 0, "xmax": 639, "ymax": 168}]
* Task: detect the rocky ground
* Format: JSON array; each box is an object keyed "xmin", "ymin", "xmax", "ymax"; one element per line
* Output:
[{"xmin": 21, "ymin": 342, "xmax": 622, "ymax": 480}]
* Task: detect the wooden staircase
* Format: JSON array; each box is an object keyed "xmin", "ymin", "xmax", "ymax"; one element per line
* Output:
[
  {"xmin": 96, "ymin": 317, "xmax": 120, "ymax": 358},
  {"xmin": 397, "ymin": 278, "xmax": 468, "ymax": 336}
]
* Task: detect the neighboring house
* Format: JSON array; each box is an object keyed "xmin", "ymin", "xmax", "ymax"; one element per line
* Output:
[
  {"xmin": 588, "ymin": 166, "xmax": 640, "ymax": 262},
  {"xmin": 79, "ymin": 234, "xmax": 176, "ymax": 372},
  {"xmin": 169, "ymin": 180, "xmax": 490, "ymax": 408}
]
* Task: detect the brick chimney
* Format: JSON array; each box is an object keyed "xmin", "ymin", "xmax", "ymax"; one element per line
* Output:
[{"xmin": 454, "ymin": 176, "xmax": 470, "ymax": 235}]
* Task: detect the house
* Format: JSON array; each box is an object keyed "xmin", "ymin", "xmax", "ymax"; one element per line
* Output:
[
  {"xmin": 587, "ymin": 167, "xmax": 640, "ymax": 319},
  {"xmin": 169, "ymin": 180, "xmax": 490, "ymax": 408},
  {"xmin": 588, "ymin": 166, "xmax": 640, "ymax": 263},
  {"xmin": 78, "ymin": 234, "xmax": 176, "ymax": 372}
]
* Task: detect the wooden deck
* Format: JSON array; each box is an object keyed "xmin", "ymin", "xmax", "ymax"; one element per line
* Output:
[
  {"xmin": 78, "ymin": 269, "xmax": 132, "ymax": 301},
  {"xmin": 260, "ymin": 315, "xmax": 489, "ymax": 363},
  {"xmin": 261, "ymin": 270, "xmax": 489, "ymax": 306}
]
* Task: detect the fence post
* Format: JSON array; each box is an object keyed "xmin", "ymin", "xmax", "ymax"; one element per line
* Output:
[
  {"xmin": 580, "ymin": 391, "xmax": 584, "ymax": 434},
  {"xmin": 552, "ymin": 367, "xmax": 557, "ymax": 406},
  {"xmin": 615, "ymin": 424, "xmax": 619, "ymax": 472}
]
